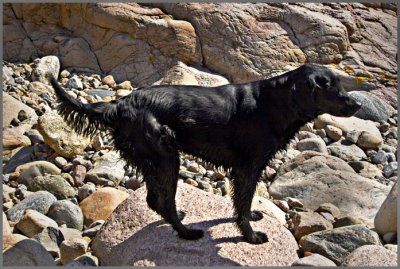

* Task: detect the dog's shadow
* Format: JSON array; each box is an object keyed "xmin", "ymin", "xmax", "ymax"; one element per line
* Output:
[{"xmin": 102, "ymin": 217, "xmax": 243, "ymax": 266}]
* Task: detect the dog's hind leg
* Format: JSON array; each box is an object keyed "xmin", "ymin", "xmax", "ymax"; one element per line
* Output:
[
  {"xmin": 155, "ymin": 158, "xmax": 204, "ymax": 240},
  {"xmin": 231, "ymin": 168, "xmax": 268, "ymax": 244}
]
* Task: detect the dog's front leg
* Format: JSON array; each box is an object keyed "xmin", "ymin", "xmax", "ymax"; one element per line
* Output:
[{"xmin": 231, "ymin": 169, "xmax": 268, "ymax": 244}]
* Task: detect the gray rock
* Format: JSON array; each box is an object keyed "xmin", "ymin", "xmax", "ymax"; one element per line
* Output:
[
  {"xmin": 16, "ymin": 160, "xmax": 61, "ymax": 186},
  {"xmin": 125, "ymin": 176, "xmax": 143, "ymax": 191},
  {"xmin": 3, "ymin": 238, "xmax": 56, "ymax": 266},
  {"xmin": 7, "ymin": 191, "xmax": 57, "ymax": 222},
  {"xmin": 78, "ymin": 182, "xmax": 96, "ymax": 201},
  {"xmin": 292, "ymin": 253, "xmax": 337, "ymax": 266},
  {"xmin": 85, "ymin": 151, "xmax": 126, "ymax": 186},
  {"xmin": 341, "ymin": 245, "xmax": 397, "ymax": 266},
  {"xmin": 383, "ymin": 162, "xmax": 397, "ymax": 178},
  {"xmin": 54, "ymin": 156, "xmax": 68, "ymax": 169},
  {"xmin": 32, "ymin": 226, "xmax": 65, "ymax": 257},
  {"xmin": 299, "ymin": 224, "xmax": 382, "ymax": 265},
  {"xmin": 269, "ymin": 151, "xmax": 389, "ymax": 220},
  {"xmin": 349, "ymin": 91, "xmax": 391, "ymax": 122},
  {"xmin": 82, "ymin": 220, "xmax": 105, "ymax": 238},
  {"xmin": 296, "ymin": 138, "xmax": 328, "ymax": 154},
  {"xmin": 47, "ymin": 200, "xmax": 84, "ymax": 231},
  {"xmin": 31, "ymin": 55, "xmax": 60, "ymax": 83},
  {"xmin": 371, "ymin": 150, "xmax": 389, "ymax": 165},
  {"xmin": 67, "ymin": 76, "xmax": 84, "ymax": 90},
  {"xmin": 327, "ymin": 139, "xmax": 367, "ymax": 161},
  {"xmin": 28, "ymin": 175, "xmax": 76, "ymax": 200},
  {"xmin": 84, "ymin": 89, "xmax": 115, "ymax": 98}
]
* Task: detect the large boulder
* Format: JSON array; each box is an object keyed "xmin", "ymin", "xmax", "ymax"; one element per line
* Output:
[
  {"xmin": 268, "ymin": 151, "xmax": 390, "ymax": 220},
  {"xmin": 91, "ymin": 183, "xmax": 299, "ymax": 266}
]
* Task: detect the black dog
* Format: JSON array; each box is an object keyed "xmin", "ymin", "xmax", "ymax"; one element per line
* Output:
[{"xmin": 50, "ymin": 64, "xmax": 360, "ymax": 244}]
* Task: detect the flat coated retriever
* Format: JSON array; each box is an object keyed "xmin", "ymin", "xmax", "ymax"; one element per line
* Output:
[{"xmin": 50, "ymin": 64, "xmax": 360, "ymax": 244}]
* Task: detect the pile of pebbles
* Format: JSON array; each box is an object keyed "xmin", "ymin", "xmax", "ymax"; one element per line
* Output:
[{"xmin": 2, "ymin": 56, "xmax": 397, "ymax": 266}]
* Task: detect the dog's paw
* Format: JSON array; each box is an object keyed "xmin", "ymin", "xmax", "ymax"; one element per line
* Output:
[
  {"xmin": 177, "ymin": 210, "xmax": 186, "ymax": 221},
  {"xmin": 178, "ymin": 229, "xmax": 204, "ymax": 240},
  {"xmin": 250, "ymin": 210, "xmax": 263, "ymax": 221},
  {"xmin": 245, "ymin": 231, "xmax": 269, "ymax": 244}
]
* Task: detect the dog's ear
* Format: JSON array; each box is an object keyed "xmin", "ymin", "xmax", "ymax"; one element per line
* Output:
[{"xmin": 308, "ymin": 74, "xmax": 331, "ymax": 91}]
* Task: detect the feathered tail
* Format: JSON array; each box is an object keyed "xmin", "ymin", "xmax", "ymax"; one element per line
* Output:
[{"xmin": 50, "ymin": 76, "xmax": 117, "ymax": 137}]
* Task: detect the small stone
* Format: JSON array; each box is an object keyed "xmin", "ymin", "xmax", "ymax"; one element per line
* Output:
[
  {"xmin": 47, "ymin": 200, "xmax": 84, "ymax": 230},
  {"xmin": 67, "ymin": 76, "xmax": 83, "ymax": 90},
  {"xmin": 72, "ymin": 164, "xmax": 87, "ymax": 187},
  {"xmin": 371, "ymin": 150, "xmax": 389, "ymax": 165},
  {"xmin": 197, "ymin": 180, "xmax": 212, "ymax": 192},
  {"xmin": 383, "ymin": 162, "xmax": 397, "ymax": 178},
  {"xmin": 60, "ymin": 70, "xmax": 70, "ymax": 78},
  {"xmin": 287, "ymin": 197, "xmax": 304, "ymax": 208},
  {"xmin": 185, "ymin": 178, "xmax": 198, "ymax": 187},
  {"xmin": 382, "ymin": 232, "xmax": 397, "ymax": 244},
  {"xmin": 318, "ymin": 212, "xmax": 335, "ymax": 222},
  {"xmin": 356, "ymin": 131, "xmax": 383, "ymax": 150},
  {"xmin": 115, "ymin": 89, "xmax": 132, "ymax": 99},
  {"xmin": 74, "ymin": 254, "xmax": 99, "ymax": 266},
  {"xmin": 292, "ymin": 212, "xmax": 333, "ymax": 240},
  {"xmin": 16, "ymin": 209, "xmax": 58, "ymax": 237},
  {"xmin": 115, "ymin": 80, "xmax": 132, "ymax": 90},
  {"xmin": 54, "ymin": 157, "xmax": 68, "ymax": 169},
  {"xmin": 315, "ymin": 203, "xmax": 341, "ymax": 218},
  {"xmin": 82, "ymin": 220, "xmax": 105, "ymax": 238},
  {"xmin": 272, "ymin": 200, "xmax": 290, "ymax": 213},
  {"xmin": 187, "ymin": 162, "xmax": 200, "ymax": 173},
  {"xmin": 325, "ymin": 125, "xmax": 342, "ymax": 141},
  {"xmin": 296, "ymin": 138, "xmax": 328, "ymax": 154},
  {"xmin": 78, "ymin": 182, "xmax": 96, "ymax": 201},
  {"xmin": 60, "ymin": 238, "xmax": 88, "ymax": 265},
  {"xmin": 102, "ymin": 75, "xmax": 116, "ymax": 88},
  {"xmin": 374, "ymin": 182, "xmax": 397, "ymax": 236},
  {"xmin": 333, "ymin": 216, "xmax": 363, "ymax": 228}
]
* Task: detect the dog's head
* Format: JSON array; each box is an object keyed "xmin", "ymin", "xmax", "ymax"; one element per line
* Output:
[{"xmin": 292, "ymin": 64, "xmax": 361, "ymax": 118}]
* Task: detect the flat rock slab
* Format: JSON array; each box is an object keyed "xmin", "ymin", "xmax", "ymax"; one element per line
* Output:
[{"xmin": 91, "ymin": 183, "xmax": 299, "ymax": 266}]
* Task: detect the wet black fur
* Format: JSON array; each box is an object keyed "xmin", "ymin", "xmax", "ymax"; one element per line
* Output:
[{"xmin": 51, "ymin": 64, "xmax": 360, "ymax": 244}]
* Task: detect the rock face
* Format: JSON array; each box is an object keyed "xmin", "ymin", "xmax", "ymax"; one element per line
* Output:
[
  {"xmin": 3, "ymin": 3, "xmax": 397, "ymax": 110},
  {"xmin": 268, "ymin": 151, "xmax": 390, "ymax": 220},
  {"xmin": 37, "ymin": 110, "xmax": 91, "ymax": 158},
  {"xmin": 91, "ymin": 183, "xmax": 299, "ymax": 266}
]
